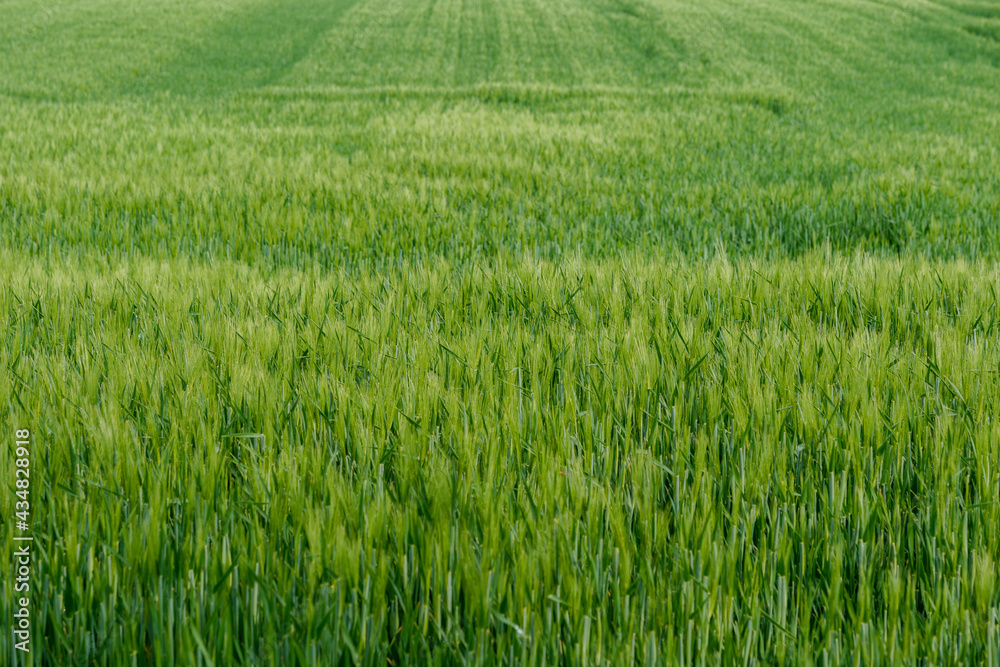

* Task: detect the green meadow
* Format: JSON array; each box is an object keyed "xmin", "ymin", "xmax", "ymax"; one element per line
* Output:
[{"xmin": 1, "ymin": 0, "xmax": 999, "ymax": 664}]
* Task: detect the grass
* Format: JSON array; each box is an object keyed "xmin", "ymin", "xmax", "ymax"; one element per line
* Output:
[
  {"xmin": 2, "ymin": 0, "xmax": 1000, "ymax": 264},
  {"xmin": 1, "ymin": 0, "xmax": 999, "ymax": 664}
]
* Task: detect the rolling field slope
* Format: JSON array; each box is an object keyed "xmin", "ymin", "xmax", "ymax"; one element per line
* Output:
[
  {"xmin": 2, "ymin": 0, "xmax": 999, "ymax": 262},
  {"xmin": 1, "ymin": 0, "xmax": 1000, "ymax": 664}
]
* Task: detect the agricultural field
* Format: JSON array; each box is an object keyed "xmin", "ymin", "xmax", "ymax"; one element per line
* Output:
[{"xmin": 1, "ymin": 0, "xmax": 1000, "ymax": 664}]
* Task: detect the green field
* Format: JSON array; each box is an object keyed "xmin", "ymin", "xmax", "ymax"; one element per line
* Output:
[{"xmin": 2, "ymin": 0, "xmax": 1000, "ymax": 664}]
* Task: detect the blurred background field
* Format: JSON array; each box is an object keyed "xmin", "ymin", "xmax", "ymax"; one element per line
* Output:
[
  {"xmin": 1, "ymin": 0, "xmax": 1000, "ymax": 664},
  {"xmin": 2, "ymin": 0, "xmax": 999, "ymax": 263}
]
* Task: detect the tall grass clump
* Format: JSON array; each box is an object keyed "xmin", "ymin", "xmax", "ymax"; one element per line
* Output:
[{"xmin": 1, "ymin": 253, "xmax": 999, "ymax": 664}]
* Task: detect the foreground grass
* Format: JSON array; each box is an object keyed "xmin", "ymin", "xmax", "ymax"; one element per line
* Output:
[{"xmin": 1, "ymin": 253, "xmax": 999, "ymax": 664}]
